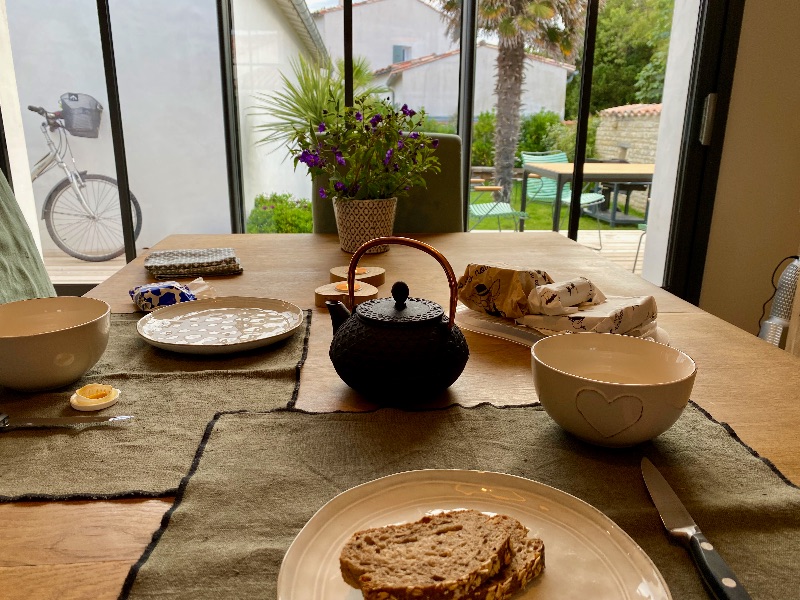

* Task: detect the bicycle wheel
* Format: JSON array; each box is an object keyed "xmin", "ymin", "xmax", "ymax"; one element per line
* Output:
[{"xmin": 43, "ymin": 174, "xmax": 142, "ymax": 262}]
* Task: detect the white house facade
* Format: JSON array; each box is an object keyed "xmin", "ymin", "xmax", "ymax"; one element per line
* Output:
[{"xmin": 314, "ymin": 0, "xmax": 573, "ymax": 121}]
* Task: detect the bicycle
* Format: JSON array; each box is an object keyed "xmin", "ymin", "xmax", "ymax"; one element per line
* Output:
[{"xmin": 28, "ymin": 93, "xmax": 142, "ymax": 262}]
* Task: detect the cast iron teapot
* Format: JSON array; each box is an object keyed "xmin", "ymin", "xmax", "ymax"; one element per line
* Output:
[{"xmin": 326, "ymin": 236, "xmax": 469, "ymax": 401}]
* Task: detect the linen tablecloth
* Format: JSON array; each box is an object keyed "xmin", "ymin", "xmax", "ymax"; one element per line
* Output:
[
  {"xmin": 0, "ymin": 313, "xmax": 310, "ymax": 500},
  {"xmin": 120, "ymin": 403, "xmax": 800, "ymax": 599}
]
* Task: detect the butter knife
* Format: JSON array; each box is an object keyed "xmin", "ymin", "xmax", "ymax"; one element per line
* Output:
[
  {"xmin": 641, "ymin": 458, "xmax": 751, "ymax": 600},
  {"xmin": 0, "ymin": 412, "xmax": 133, "ymax": 430}
]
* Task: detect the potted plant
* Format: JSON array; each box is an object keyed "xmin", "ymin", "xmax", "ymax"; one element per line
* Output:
[{"xmin": 289, "ymin": 94, "xmax": 440, "ymax": 253}]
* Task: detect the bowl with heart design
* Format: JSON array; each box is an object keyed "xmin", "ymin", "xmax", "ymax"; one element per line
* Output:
[{"xmin": 531, "ymin": 333, "xmax": 696, "ymax": 447}]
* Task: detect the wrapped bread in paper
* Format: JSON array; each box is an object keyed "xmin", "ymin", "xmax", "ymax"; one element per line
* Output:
[
  {"xmin": 528, "ymin": 277, "xmax": 606, "ymax": 315},
  {"xmin": 517, "ymin": 295, "xmax": 658, "ymax": 336},
  {"xmin": 457, "ymin": 263, "xmax": 553, "ymax": 319}
]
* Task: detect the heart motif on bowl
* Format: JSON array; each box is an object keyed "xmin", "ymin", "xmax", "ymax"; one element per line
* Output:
[{"xmin": 575, "ymin": 388, "xmax": 644, "ymax": 438}]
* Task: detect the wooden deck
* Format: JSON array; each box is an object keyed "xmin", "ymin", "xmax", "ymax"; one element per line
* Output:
[{"xmin": 43, "ymin": 229, "xmax": 647, "ymax": 286}]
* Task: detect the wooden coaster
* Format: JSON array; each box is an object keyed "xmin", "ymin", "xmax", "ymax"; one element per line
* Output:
[
  {"xmin": 314, "ymin": 281, "xmax": 379, "ymax": 308},
  {"xmin": 329, "ymin": 265, "xmax": 385, "ymax": 287}
]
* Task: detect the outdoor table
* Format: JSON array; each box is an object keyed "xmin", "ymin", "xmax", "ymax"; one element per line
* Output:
[
  {"xmin": 1, "ymin": 232, "xmax": 798, "ymax": 599},
  {"xmin": 520, "ymin": 162, "xmax": 656, "ymax": 231}
]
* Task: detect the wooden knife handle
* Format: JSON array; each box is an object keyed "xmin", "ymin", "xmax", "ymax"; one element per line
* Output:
[{"xmin": 688, "ymin": 531, "xmax": 752, "ymax": 600}]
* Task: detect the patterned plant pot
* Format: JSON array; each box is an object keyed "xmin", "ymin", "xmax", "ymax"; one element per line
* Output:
[{"xmin": 332, "ymin": 197, "xmax": 397, "ymax": 254}]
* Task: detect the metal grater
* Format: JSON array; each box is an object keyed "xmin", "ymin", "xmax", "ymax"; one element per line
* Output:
[{"xmin": 758, "ymin": 258, "xmax": 800, "ymax": 348}]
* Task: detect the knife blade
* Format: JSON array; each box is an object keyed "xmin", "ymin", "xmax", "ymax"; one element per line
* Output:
[
  {"xmin": 0, "ymin": 412, "xmax": 133, "ymax": 430},
  {"xmin": 641, "ymin": 457, "xmax": 751, "ymax": 600}
]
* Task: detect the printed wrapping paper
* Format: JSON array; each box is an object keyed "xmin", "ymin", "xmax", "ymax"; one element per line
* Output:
[
  {"xmin": 457, "ymin": 263, "xmax": 554, "ymax": 319},
  {"xmin": 517, "ymin": 295, "xmax": 658, "ymax": 336},
  {"xmin": 527, "ymin": 277, "xmax": 607, "ymax": 315},
  {"xmin": 144, "ymin": 248, "xmax": 243, "ymax": 278}
]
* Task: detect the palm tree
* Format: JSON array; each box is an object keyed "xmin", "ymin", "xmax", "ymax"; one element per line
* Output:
[
  {"xmin": 251, "ymin": 55, "xmax": 387, "ymax": 153},
  {"xmin": 438, "ymin": 0, "xmax": 583, "ymax": 203}
]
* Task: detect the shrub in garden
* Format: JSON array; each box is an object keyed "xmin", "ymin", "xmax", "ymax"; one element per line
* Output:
[{"xmin": 246, "ymin": 192, "xmax": 313, "ymax": 233}]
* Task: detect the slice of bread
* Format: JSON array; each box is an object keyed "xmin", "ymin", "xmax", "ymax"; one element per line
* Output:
[
  {"xmin": 461, "ymin": 520, "xmax": 545, "ymax": 600},
  {"xmin": 339, "ymin": 509, "xmax": 516, "ymax": 600}
]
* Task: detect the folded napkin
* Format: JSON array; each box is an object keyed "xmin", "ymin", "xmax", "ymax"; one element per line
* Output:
[
  {"xmin": 144, "ymin": 248, "xmax": 243, "ymax": 279},
  {"xmin": 517, "ymin": 295, "xmax": 658, "ymax": 336},
  {"xmin": 527, "ymin": 277, "xmax": 606, "ymax": 315},
  {"xmin": 457, "ymin": 262, "xmax": 553, "ymax": 319}
]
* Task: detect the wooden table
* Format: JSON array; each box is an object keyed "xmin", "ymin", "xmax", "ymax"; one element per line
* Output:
[
  {"xmin": 520, "ymin": 162, "xmax": 656, "ymax": 231},
  {"xmin": 3, "ymin": 232, "xmax": 798, "ymax": 600}
]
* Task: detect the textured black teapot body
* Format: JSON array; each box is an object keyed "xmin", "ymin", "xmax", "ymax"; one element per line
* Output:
[{"xmin": 326, "ymin": 237, "xmax": 470, "ymax": 401}]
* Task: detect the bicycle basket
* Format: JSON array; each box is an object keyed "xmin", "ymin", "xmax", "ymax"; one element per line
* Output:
[{"xmin": 59, "ymin": 93, "xmax": 103, "ymax": 138}]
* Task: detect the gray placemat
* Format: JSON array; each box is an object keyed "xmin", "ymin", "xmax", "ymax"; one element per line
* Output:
[
  {"xmin": 121, "ymin": 403, "xmax": 800, "ymax": 600},
  {"xmin": 0, "ymin": 312, "xmax": 310, "ymax": 500}
]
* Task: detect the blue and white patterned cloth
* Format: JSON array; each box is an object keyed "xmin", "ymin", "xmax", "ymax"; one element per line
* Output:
[{"xmin": 129, "ymin": 281, "xmax": 196, "ymax": 312}]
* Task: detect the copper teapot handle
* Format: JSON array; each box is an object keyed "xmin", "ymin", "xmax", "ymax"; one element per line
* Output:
[{"xmin": 347, "ymin": 236, "xmax": 458, "ymax": 329}]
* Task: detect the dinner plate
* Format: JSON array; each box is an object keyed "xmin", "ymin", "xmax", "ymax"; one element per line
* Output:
[
  {"xmin": 278, "ymin": 469, "xmax": 671, "ymax": 599},
  {"xmin": 136, "ymin": 296, "xmax": 304, "ymax": 354},
  {"xmin": 455, "ymin": 303, "xmax": 670, "ymax": 346}
]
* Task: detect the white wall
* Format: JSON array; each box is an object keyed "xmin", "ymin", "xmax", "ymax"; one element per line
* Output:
[
  {"xmin": 374, "ymin": 45, "xmax": 568, "ymax": 121},
  {"xmin": 0, "ymin": 0, "xmax": 40, "ymax": 253},
  {"xmin": 233, "ymin": 0, "xmax": 316, "ymax": 207},
  {"xmin": 315, "ymin": 0, "xmax": 455, "ymax": 71},
  {"xmin": 641, "ymin": 0, "xmax": 699, "ymax": 285},
  {"xmin": 6, "ymin": 0, "xmax": 230, "ymax": 250},
  {"xmin": 698, "ymin": 0, "xmax": 800, "ymax": 334}
]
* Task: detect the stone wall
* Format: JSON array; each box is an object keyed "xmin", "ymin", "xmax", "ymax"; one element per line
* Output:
[{"xmin": 595, "ymin": 104, "xmax": 662, "ymax": 213}]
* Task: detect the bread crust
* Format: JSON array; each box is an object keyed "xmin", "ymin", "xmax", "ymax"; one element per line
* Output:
[{"xmin": 339, "ymin": 509, "xmax": 517, "ymax": 600}]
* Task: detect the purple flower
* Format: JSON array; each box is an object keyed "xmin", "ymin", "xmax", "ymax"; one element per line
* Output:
[
  {"xmin": 317, "ymin": 123, "xmax": 326, "ymax": 133},
  {"xmin": 397, "ymin": 139, "xmax": 404, "ymax": 150},
  {"xmin": 393, "ymin": 163, "xmax": 400, "ymax": 172},
  {"xmin": 299, "ymin": 148, "xmax": 324, "ymax": 168},
  {"xmin": 410, "ymin": 132, "xmax": 420, "ymax": 139},
  {"xmin": 383, "ymin": 148, "xmax": 393, "ymax": 166},
  {"xmin": 401, "ymin": 104, "xmax": 416, "ymax": 117},
  {"xmin": 335, "ymin": 151, "xmax": 346, "ymax": 166},
  {"xmin": 319, "ymin": 187, "xmax": 327, "ymax": 199},
  {"xmin": 370, "ymin": 114, "xmax": 383, "ymax": 127},
  {"xmin": 334, "ymin": 181, "xmax": 346, "ymax": 192},
  {"xmin": 432, "ymin": 139, "xmax": 440, "ymax": 148},
  {"xmin": 355, "ymin": 111, "xmax": 363, "ymax": 121}
]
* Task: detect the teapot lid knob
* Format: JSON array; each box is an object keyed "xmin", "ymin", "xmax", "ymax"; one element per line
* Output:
[{"xmin": 392, "ymin": 281, "xmax": 409, "ymax": 309}]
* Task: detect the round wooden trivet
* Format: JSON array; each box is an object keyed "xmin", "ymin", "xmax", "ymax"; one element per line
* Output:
[
  {"xmin": 314, "ymin": 281, "xmax": 378, "ymax": 307},
  {"xmin": 329, "ymin": 265, "xmax": 385, "ymax": 287}
]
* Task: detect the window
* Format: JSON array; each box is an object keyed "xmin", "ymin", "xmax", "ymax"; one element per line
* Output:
[{"xmin": 392, "ymin": 45, "xmax": 411, "ymax": 64}]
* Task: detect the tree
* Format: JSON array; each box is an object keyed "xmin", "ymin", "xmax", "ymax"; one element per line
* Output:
[
  {"xmin": 438, "ymin": 0, "xmax": 584, "ymax": 203},
  {"xmin": 251, "ymin": 55, "xmax": 387, "ymax": 153},
  {"xmin": 564, "ymin": 0, "xmax": 674, "ymax": 118}
]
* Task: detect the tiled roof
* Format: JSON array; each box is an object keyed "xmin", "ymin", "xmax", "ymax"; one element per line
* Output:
[
  {"xmin": 315, "ymin": 0, "xmax": 440, "ymax": 16},
  {"xmin": 374, "ymin": 43, "xmax": 574, "ymax": 76},
  {"xmin": 599, "ymin": 103, "xmax": 662, "ymax": 117}
]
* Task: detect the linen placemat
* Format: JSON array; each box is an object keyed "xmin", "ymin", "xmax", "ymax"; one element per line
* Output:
[
  {"xmin": 0, "ymin": 312, "xmax": 310, "ymax": 501},
  {"xmin": 121, "ymin": 403, "xmax": 800, "ymax": 600}
]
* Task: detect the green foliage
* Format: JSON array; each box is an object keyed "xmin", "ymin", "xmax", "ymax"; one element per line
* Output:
[
  {"xmin": 422, "ymin": 116, "xmax": 457, "ymax": 134},
  {"xmin": 246, "ymin": 192, "xmax": 312, "ymax": 234},
  {"xmin": 518, "ymin": 111, "xmax": 562, "ymax": 153},
  {"xmin": 543, "ymin": 116, "xmax": 599, "ymax": 161},
  {"xmin": 564, "ymin": 0, "xmax": 674, "ymax": 117},
  {"xmin": 471, "ymin": 111, "xmax": 496, "ymax": 166},
  {"xmin": 250, "ymin": 54, "xmax": 387, "ymax": 153},
  {"xmin": 291, "ymin": 95, "xmax": 440, "ymax": 201}
]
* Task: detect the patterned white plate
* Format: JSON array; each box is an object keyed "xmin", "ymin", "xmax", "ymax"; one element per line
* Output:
[
  {"xmin": 136, "ymin": 296, "xmax": 304, "ymax": 354},
  {"xmin": 278, "ymin": 469, "xmax": 671, "ymax": 600}
]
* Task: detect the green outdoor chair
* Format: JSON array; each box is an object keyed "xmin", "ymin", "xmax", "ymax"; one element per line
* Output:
[
  {"xmin": 520, "ymin": 150, "xmax": 605, "ymax": 248},
  {"xmin": 312, "ymin": 132, "xmax": 464, "ymax": 234},
  {"xmin": 0, "ymin": 170, "xmax": 56, "ymax": 304},
  {"xmin": 468, "ymin": 182, "xmax": 528, "ymax": 231}
]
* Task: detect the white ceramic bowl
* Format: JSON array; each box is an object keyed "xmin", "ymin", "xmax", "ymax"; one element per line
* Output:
[
  {"xmin": 531, "ymin": 333, "xmax": 696, "ymax": 447},
  {"xmin": 0, "ymin": 296, "xmax": 111, "ymax": 392}
]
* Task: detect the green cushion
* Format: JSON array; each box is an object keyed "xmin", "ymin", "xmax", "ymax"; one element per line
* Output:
[
  {"xmin": 0, "ymin": 170, "xmax": 56, "ymax": 304},
  {"xmin": 312, "ymin": 133, "xmax": 464, "ymax": 234}
]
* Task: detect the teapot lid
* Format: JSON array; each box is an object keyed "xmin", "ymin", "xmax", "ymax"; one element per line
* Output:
[{"xmin": 356, "ymin": 281, "xmax": 443, "ymax": 325}]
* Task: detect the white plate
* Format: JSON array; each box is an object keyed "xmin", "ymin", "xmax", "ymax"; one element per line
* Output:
[
  {"xmin": 136, "ymin": 296, "xmax": 304, "ymax": 354},
  {"xmin": 455, "ymin": 303, "xmax": 670, "ymax": 346},
  {"xmin": 278, "ymin": 469, "xmax": 671, "ymax": 600}
]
